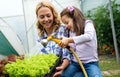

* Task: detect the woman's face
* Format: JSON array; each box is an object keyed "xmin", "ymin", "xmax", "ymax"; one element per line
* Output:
[
  {"xmin": 61, "ymin": 15, "xmax": 74, "ymax": 32},
  {"xmin": 37, "ymin": 7, "xmax": 54, "ymax": 30}
]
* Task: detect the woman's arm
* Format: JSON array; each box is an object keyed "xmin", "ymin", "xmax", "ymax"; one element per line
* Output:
[{"xmin": 53, "ymin": 58, "xmax": 70, "ymax": 77}]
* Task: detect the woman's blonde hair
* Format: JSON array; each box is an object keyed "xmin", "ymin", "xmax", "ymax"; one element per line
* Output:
[{"xmin": 36, "ymin": 1, "xmax": 61, "ymax": 36}]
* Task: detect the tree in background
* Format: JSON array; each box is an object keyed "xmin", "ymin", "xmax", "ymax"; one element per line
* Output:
[{"xmin": 85, "ymin": 0, "xmax": 120, "ymax": 56}]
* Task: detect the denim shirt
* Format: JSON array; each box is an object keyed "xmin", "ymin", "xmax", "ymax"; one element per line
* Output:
[{"xmin": 37, "ymin": 25, "xmax": 71, "ymax": 61}]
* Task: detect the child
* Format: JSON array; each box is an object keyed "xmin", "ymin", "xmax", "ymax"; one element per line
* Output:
[{"xmin": 56, "ymin": 6, "xmax": 102, "ymax": 77}]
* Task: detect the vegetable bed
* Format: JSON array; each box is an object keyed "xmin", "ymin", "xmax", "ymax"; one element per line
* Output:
[{"xmin": 0, "ymin": 54, "xmax": 58, "ymax": 77}]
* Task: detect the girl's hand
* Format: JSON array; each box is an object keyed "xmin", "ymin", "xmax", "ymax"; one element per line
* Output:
[{"xmin": 59, "ymin": 36, "xmax": 69, "ymax": 48}]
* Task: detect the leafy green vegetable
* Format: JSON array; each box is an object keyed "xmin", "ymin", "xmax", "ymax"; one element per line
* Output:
[{"xmin": 4, "ymin": 54, "xmax": 58, "ymax": 77}]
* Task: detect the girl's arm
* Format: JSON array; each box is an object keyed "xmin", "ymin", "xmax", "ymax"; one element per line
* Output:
[
  {"xmin": 72, "ymin": 22, "xmax": 96, "ymax": 44},
  {"xmin": 60, "ymin": 21, "xmax": 96, "ymax": 46}
]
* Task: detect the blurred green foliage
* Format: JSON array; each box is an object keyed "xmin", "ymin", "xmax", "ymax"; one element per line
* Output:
[{"xmin": 85, "ymin": 0, "xmax": 120, "ymax": 55}]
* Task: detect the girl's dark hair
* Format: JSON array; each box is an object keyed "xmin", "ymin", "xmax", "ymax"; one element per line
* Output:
[{"xmin": 60, "ymin": 6, "xmax": 86, "ymax": 35}]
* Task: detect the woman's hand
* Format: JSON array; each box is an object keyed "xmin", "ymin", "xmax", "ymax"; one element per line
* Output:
[
  {"xmin": 53, "ymin": 66, "xmax": 64, "ymax": 77},
  {"xmin": 53, "ymin": 59, "xmax": 70, "ymax": 77}
]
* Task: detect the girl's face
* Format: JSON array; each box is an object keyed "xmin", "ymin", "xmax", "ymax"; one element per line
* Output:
[
  {"xmin": 37, "ymin": 7, "xmax": 54, "ymax": 30},
  {"xmin": 61, "ymin": 15, "xmax": 74, "ymax": 32}
]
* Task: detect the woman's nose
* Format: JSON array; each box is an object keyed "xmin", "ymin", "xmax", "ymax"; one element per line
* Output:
[{"xmin": 44, "ymin": 16, "xmax": 48, "ymax": 21}]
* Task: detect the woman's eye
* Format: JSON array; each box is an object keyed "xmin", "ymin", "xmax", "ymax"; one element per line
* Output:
[
  {"xmin": 39, "ymin": 14, "xmax": 51, "ymax": 19},
  {"xmin": 47, "ymin": 14, "xmax": 51, "ymax": 17},
  {"xmin": 39, "ymin": 15, "xmax": 44, "ymax": 19}
]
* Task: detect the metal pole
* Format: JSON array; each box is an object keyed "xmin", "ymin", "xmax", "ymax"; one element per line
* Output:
[
  {"xmin": 22, "ymin": 0, "xmax": 29, "ymax": 54},
  {"xmin": 109, "ymin": 0, "xmax": 120, "ymax": 64},
  {"xmin": 80, "ymin": 0, "xmax": 83, "ymax": 12},
  {"xmin": 54, "ymin": 0, "xmax": 64, "ymax": 8}
]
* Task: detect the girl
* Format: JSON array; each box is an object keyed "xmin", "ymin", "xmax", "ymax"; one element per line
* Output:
[{"xmin": 55, "ymin": 6, "xmax": 102, "ymax": 77}]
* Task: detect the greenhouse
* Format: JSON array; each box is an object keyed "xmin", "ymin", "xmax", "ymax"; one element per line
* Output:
[
  {"xmin": 0, "ymin": 0, "xmax": 82, "ymax": 59},
  {"xmin": 0, "ymin": 0, "xmax": 120, "ymax": 76}
]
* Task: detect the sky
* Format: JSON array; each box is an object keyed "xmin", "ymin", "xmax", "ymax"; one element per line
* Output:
[{"xmin": 0, "ymin": 0, "xmax": 23, "ymax": 17}]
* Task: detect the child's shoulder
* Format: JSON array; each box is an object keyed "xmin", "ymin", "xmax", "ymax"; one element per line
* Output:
[{"xmin": 85, "ymin": 19, "xmax": 93, "ymax": 24}]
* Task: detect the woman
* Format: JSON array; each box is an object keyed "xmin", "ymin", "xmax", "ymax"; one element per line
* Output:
[{"xmin": 35, "ymin": 1, "xmax": 71, "ymax": 77}]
